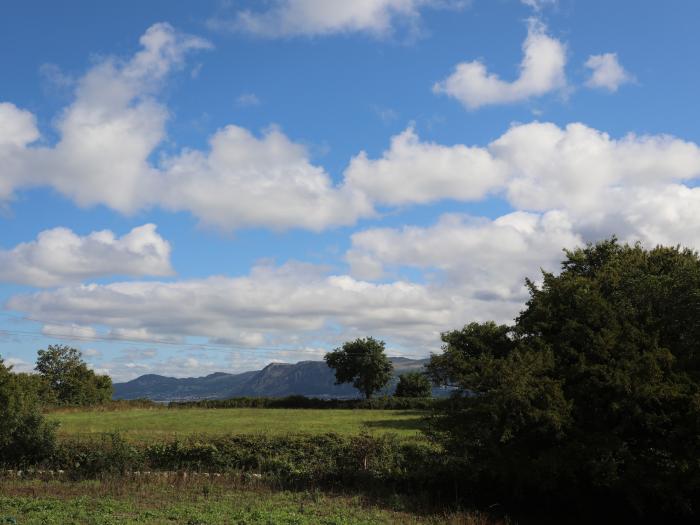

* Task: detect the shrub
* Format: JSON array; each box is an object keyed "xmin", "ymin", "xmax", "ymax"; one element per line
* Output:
[{"xmin": 0, "ymin": 356, "xmax": 56, "ymax": 465}]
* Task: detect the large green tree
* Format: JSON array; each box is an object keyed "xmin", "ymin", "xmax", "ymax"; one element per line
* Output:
[
  {"xmin": 428, "ymin": 239, "xmax": 700, "ymax": 517},
  {"xmin": 36, "ymin": 344, "xmax": 112, "ymax": 406},
  {"xmin": 394, "ymin": 372, "xmax": 432, "ymax": 398},
  {"xmin": 0, "ymin": 356, "xmax": 56, "ymax": 464},
  {"xmin": 325, "ymin": 337, "xmax": 393, "ymax": 399}
]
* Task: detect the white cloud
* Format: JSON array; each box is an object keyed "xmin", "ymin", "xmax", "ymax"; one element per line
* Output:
[
  {"xmin": 215, "ymin": 0, "xmax": 467, "ymax": 38},
  {"xmin": 236, "ymin": 93, "xmax": 261, "ymax": 107},
  {"xmin": 348, "ymin": 210, "xmax": 581, "ymax": 301},
  {"xmin": 3, "ymin": 357, "xmax": 34, "ymax": 374},
  {"xmin": 159, "ymin": 124, "xmax": 373, "ymax": 231},
  {"xmin": 585, "ymin": 53, "xmax": 634, "ymax": 92},
  {"xmin": 0, "ymin": 23, "xmax": 374, "ymax": 232},
  {"xmin": 0, "ymin": 103, "xmax": 39, "ymax": 149},
  {"xmin": 491, "ymin": 121, "xmax": 700, "ymax": 220},
  {"xmin": 520, "ymin": 0, "xmax": 557, "ymax": 11},
  {"xmin": 344, "ymin": 121, "xmax": 700, "ymax": 245},
  {"xmin": 344, "ymin": 126, "xmax": 507, "ymax": 205},
  {"xmin": 433, "ymin": 19, "xmax": 567, "ymax": 109},
  {"xmin": 6, "ymin": 261, "xmax": 464, "ymax": 352},
  {"xmin": 0, "ymin": 224, "xmax": 173, "ymax": 287},
  {"xmin": 0, "ymin": 23, "xmax": 211, "ymax": 213},
  {"xmin": 5, "ymin": 212, "xmax": 585, "ymax": 364},
  {"xmin": 42, "ymin": 324, "xmax": 98, "ymax": 339}
]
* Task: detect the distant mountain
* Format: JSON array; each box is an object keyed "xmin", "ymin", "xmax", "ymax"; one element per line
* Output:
[{"xmin": 113, "ymin": 357, "xmax": 432, "ymax": 401}]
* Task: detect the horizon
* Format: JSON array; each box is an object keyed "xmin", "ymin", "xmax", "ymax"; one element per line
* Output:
[{"xmin": 2, "ymin": 0, "xmax": 700, "ymax": 381}]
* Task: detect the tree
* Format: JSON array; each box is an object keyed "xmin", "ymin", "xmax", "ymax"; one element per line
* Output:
[
  {"xmin": 0, "ymin": 355, "xmax": 56, "ymax": 464},
  {"xmin": 325, "ymin": 337, "xmax": 393, "ymax": 399},
  {"xmin": 395, "ymin": 372, "xmax": 432, "ymax": 398},
  {"xmin": 428, "ymin": 239, "xmax": 700, "ymax": 517},
  {"xmin": 35, "ymin": 344, "xmax": 112, "ymax": 405}
]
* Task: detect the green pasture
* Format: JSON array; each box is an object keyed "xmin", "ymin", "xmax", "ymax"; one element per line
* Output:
[{"xmin": 48, "ymin": 408, "xmax": 427, "ymax": 441}]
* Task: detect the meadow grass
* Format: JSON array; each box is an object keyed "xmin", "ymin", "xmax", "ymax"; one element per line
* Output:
[
  {"xmin": 0, "ymin": 477, "xmax": 503, "ymax": 525},
  {"xmin": 48, "ymin": 408, "xmax": 427, "ymax": 442}
]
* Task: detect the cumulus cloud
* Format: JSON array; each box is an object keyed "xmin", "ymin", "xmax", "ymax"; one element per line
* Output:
[
  {"xmin": 0, "ymin": 23, "xmax": 210, "ymax": 212},
  {"xmin": 214, "ymin": 0, "xmax": 467, "ymax": 38},
  {"xmin": 159, "ymin": 125, "xmax": 373, "ymax": 231},
  {"xmin": 0, "ymin": 224, "xmax": 173, "ymax": 287},
  {"xmin": 344, "ymin": 126, "xmax": 507, "ymax": 205},
  {"xmin": 585, "ymin": 53, "xmax": 634, "ymax": 92},
  {"xmin": 491, "ymin": 122, "xmax": 700, "ymax": 221},
  {"xmin": 348, "ymin": 210, "xmax": 581, "ymax": 300},
  {"xmin": 6, "ymin": 261, "xmax": 465, "ymax": 352},
  {"xmin": 5, "ymin": 212, "xmax": 586, "ymax": 362},
  {"xmin": 0, "ymin": 23, "xmax": 373, "ymax": 231},
  {"xmin": 433, "ymin": 19, "xmax": 567, "ymax": 109},
  {"xmin": 344, "ymin": 121, "xmax": 700, "ymax": 244}
]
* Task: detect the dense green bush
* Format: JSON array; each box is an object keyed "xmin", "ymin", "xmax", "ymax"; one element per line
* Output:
[
  {"xmin": 9, "ymin": 432, "xmax": 447, "ymax": 496},
  {"xmin": 0, "ymin": 356, "xmax": 56, "ymax": 465},
  {"xmin": 170, "ymin": 395, "xmax": 439, "ymax": 410},
  {"xmin": 428, "ymin": 239, "xmax": 700, "ymax": 518}
]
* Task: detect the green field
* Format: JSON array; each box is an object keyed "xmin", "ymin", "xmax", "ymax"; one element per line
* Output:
[
  {"xmin": 0, "ymin": 478, "xmax": 498, "ymax": 525},
  {"xmin": 49, "ymin": 408, "xmax": 427, "ymax": 441}
]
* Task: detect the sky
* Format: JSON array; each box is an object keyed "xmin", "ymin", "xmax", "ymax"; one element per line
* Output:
[{"xmin": 1, "ymin": 0, "xmax": 700, "ymax": 381}]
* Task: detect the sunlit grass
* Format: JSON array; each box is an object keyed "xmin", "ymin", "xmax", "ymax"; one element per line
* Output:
[{"xmin": 48, "ymin": 408, "xmax": 428, "ymax": 441}]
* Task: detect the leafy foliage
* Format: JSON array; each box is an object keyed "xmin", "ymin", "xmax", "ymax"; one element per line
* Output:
[
  {"xmin": 36, "ymin": 344, "xmax": 112, "ymax": 406},
  {"xmin": 428, "ymin": 239, "xmax": 700, "ymax": 517},
  {"xmin": 324, "ymin": 338, "xmax": 394, "ymax": 399},
  {"xmin": 0, "ymin": 356, "xmax": 56, "ymax": 465},
  {"xmin": 395, "ymin": 372, "xmax": 432, "ymax": 398}
]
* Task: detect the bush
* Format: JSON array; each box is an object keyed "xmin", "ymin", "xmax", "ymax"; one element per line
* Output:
[
  {"xmin": 7, "ymin": 431, "xmax": 445, "ymax": 497},
  {"xmin": 0, "ymin": 356, "xmax": 56, "ymax": 465}
]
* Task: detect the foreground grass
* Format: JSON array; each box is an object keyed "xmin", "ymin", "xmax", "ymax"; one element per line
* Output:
[
  {"xmin": 0, "ymin": 477, "xmax": 502, "ymax": 525},
  {"xmin": 49, "ymin": 408, "xmax": 426, "ymax": 441}
]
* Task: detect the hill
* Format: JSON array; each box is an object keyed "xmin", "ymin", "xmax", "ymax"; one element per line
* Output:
[{"xmin": 113, "ymin": 357, "xmax": 431, "ymax": 401}]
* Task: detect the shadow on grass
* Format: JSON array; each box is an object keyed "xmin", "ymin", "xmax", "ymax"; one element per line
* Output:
[{"xmin": 362, "ymin": 418, "xmax": 427, "ymax": 432}]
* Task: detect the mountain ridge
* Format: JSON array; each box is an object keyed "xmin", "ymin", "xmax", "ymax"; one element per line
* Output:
[{"xmin": 113, "ymin": 357, "xmax": 431, "ymax": 401}]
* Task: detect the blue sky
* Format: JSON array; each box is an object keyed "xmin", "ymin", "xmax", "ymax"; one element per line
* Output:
[{"xmin": 2, "ymin": 0, "xmax": 700, "ymax": 380}]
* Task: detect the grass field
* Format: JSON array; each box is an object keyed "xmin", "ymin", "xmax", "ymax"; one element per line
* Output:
[
  {"xmin": 0, "ymin": 478, "xmax": 500, "ymax": 525},
  {"xmin": 49, "ymin": 408, "xmax": 427, "ymax": 441}
]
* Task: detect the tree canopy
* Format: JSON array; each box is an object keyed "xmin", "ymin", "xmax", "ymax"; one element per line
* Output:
[
  {"xmin": 36, "ymin": 344, "xmax": 113, "ymax": 406},
  {"xmin": 395, "ymin": 372, "xmax": 432, "ymax": 398},
  {"xmin": 325, "ymin": 337, "xmax": 393, "ymax": 399},
  {"xmin": 427, "ymin": 239, "xmax": 700, "ymax": 517}
]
